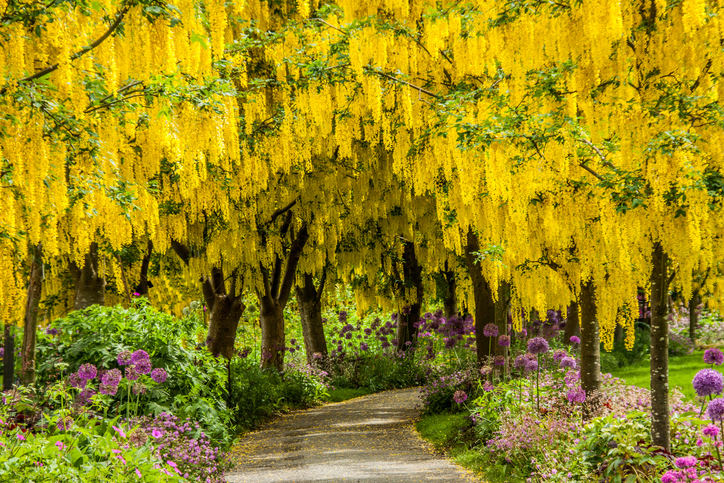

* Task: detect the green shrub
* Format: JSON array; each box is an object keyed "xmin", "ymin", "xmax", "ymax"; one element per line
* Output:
[{"xmin": 35, "ymin": 300, "xmax": 233, "ymax": 448}]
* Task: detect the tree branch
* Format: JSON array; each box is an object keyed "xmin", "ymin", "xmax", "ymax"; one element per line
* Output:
[
  {"xmin": 278, "ymin": 223, "xmax": 309, "ymax": 306},
  {"xmin": 171, "ymin": 240, "xmax": 191, "ymax": 265},
  {"xmin": 368, "ymin": 67, "xmax": 440, "ymax": 99},
  {"xmin": 268, "ymin": 199, "xmax": 297, "ymax": 225}
]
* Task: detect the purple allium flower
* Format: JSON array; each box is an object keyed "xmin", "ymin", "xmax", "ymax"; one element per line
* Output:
[
  {"xmin": 360, "ymin": 343, "xmax": 369, "ymax": 351},
  {"xmin": 69, "ymin": 372, "xmax": 87, "ymax": 389},
  {"xmin": 520, "ymin": 328, "xmax": 528, "ymax": 337},
  {"xmin": 674, "ymin": 456, "xmax": 697, "ymax": 469},
  {"xmin": 707, "ymin": 398, "xmax": 724, "ymax": 422},
  {"xmin": 494, "ymin": 355, "xmax": 505, "ymax": 366},
  {"xmin": 514, "ymin": 355, "xmax": 528, "ymax": 370},
  {"xmin": 100, "ymin": 384, "xmax": 118, "ymax": 396},
  {"xmin": 527, "ymin": 337, "xmax": 549, "ymax": 355},
  {"xmin": 453, "ymin": 390, "xmax": 468, "ymax": 404},
  {"xmin": 483, "ymin": 381, "xmax": 494, "ymax": 392},
  {"xmin": 117, "ymin": 351, "xmax": 133, "ymax": 366},
  {"xmin": 703, "ymin": 424, "xmax": 720, "ymax": 438},
  {"xmin": 290, "ymin": 339, "xmax": 297, "ymax": 346},
  {"xmin": 498, "ymin": 335, "xmax": 511, "ymax": 347},
  {"xmin": 78, "ymin": 363, "xmax": 97, "ymax": 380},
  {"xmin": 560, "ymin": 357, "xmax": 577, "ymax": 370},
  {"xmin": 132, "ymin": 383, "xmax": 147, "ymax": 395},
  {"xmin": 102, "ymin": 368, "xmax": 122, "ymax": 387},
  {"xmin": 131, "ymin": 350, "xmax": 150, "ymax": 365},
  {"xmin": 57, "ymin": 417, "xmax": 73, "ymax": 431},
  {"xmin": 704, "ymin": 348, "xmax": 724, "ymax": 366},
  {"xmin": 693, "ymin": 369, "xmax": 724, "ymax": 398},
  {"xmin": 525, "ymin": 359, "xmax": 539, "ymax": 372},
  {"xmin": 135, "ymin": 360, "xmax": 152, "ymax": 375},
  {"xmin": 483, "ymin": 323, "xmax": 499, "ymax": 337},
  {"xmin": 480, "ymin": 365, "xmax": 493, "ymax": 376},
  {"xmin": 126, "ymin": 365, "xmax": 140, "ymax": 381},
  {"xmin": 570, "ymin": 336, "xmax": 581, "ymax": 344},
  {"xmin": 567, "ymin": 388, "xmax": 586, "ymax": 403},
  {"xmin": 552, "ymin": 349, "xmax": 568, "ymax": 363},
  {"xmin": 77, "ymin": 388, "xmax": 96, "ymax": 405},
  {"xmin": 661, "ymin": 471, "xmax": 677, "ymax": 483},
  {"xmin": 313, "ymin": 352, "xmax": 322, "ymax": 359},
  {"xmin": 45, "ymin": 327, "xmax": 59, "ymax": 336},
  {"xmin": 402, "ymin": 306, "xmax": 411, "ymax": 315},
  {"xmin": 151, "ymin": 368, "xmax": 167, "ymax": 383}
]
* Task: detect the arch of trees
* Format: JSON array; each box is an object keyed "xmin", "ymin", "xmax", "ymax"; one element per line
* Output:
[{"xmin": 2, "ymin": 0, "xmax": 724, "ymax": 453}]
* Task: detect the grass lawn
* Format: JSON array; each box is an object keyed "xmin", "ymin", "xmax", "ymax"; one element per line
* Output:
[{"xmin": 608, "ymin": 351, "xmax": 714, "ymax": 401}]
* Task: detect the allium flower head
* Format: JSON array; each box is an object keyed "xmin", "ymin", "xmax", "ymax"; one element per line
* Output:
[
  {"xmin": 57, "ymin": 417, "xmax": 73, "ymax": 431},
  {"xmin": 482, "ymin": 324, "xmax": 499, "ymax": 337},
  {"xmin": 567, "ymin": 388, "xmax": 586, "ymax": 403},
  {"xmin": 494, "ymin": 355, "xmax": 505, "ymax": 366},
  {"xmin": 674, "ymin": 456, "xmax": 697, "ymax": 469},
  {"xmin": 527, "ymin": 337, "xmax": 549, "ymax": 355},
  {"xmin": 453, "ymin": 390, "xmax": 468, "ymax": 404},
  {"xmin": 131, "ymin": 350, "xmax": 150, "ymax": 365},
  {"xmin": 560, "ymin": 357, "xmax": 577, "ymax": 370},
  {"xmin": 693, "ymin": 369, "xmax": 724, "ymax": 398},
  {"xmin": 45, "ymin": 327, "xmax": 59, "ymax": 336},
  {"xmin": 78, "ymin": 363, "xmax": 97, "ymax": 380},
  {"xmin": 707, "ymin": 397, "xmax": 724, "ymax": 422},
  {"xmin": 514, "ymin": 355, "xmax": 528, "ymax": 370},
  {"xmin": 135, "ymin": 360, "xmax": 152, "ymax": 375},
  {"xmin": 99, "ymin": 384, "xmax": 118, "ymax": 396},
  {"xmin": 703, "ymin": 424, "xmax": 720, "ymax": 438},
  {"xmin": 483, "ymin": 381, "xmax": 494, "ymax": 392},
  {"xmin": 480, "ymin": 365, "xmax": 493, "ymax": 376},
  {"xmin": 570, "ymin": 336, "xmax": 581, "ymax": 344},
  {"xmin": 117, "ymin": 351, "xmax": 133, "ymax": 366},
  {"xmin": 126, "ymin": 365, "xmax": 140, "ymax": 381},
  {"xmin": 102, "ymin": 368, "xmax": 122, "ymax": 387},
  {"xmin": 525, "ymin": 359, "xmax": 539, "ymax": 372},
  {"xmin": 360, "ymin": 342, "xmax": 369, "ymax": 351},
  {"xmin": 498, "ymin": 335, "xmax": 511, "ymax": 347},
  {"xmin": 69, "ymin": 372, "xmax": 87, "ymax": 389},
  {"xmin": 704, "ymin": 348, "xmax": 724, "ymax": 366},
  {"xmin": 151, "ymin": 368, "xmax": 167, "ymax": 383},
  {"xmin": 552, "ymin": 349, "xmax": 568, "ymax": 363}
]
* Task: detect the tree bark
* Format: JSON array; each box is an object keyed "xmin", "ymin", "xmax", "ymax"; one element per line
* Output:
[
  {"xmin": 442, "ymin": 267, "xmax": 458, "ymax": 320},
  {"xmin": 579, "ymin": 279, "xmax": 601, "ymax": 396},
  {"xmin": 564, "ymin": 302, "xmax": 580, "ymax": 345},
  {"xmin": 296, "ymin": 272, "xmax": 328, "ymax": 365},
  {"xmin": 21, "ymin": 244, "xmax": 43, "ymax": 385},
  {"xmin": 494, "ymin": 281, "xmax": 510, "ymax": 375},
  {"xmin": 650, "ymin": 242, "xmax": 671, "ymax": 451},
  {"xmin": 465, "ymin": 229, "xmax": 496, "ymax": 363},
  {"xmin": 135, "ymin": 240, "xmax": 153, "ymax": 296},
  {"xmin": 396, "ymin": 242, "xmax": 423, "ymax": 350},
  {"xmin": 259, "ymin": 220, "xmax": 309, "ymax": 371},
  {"xmin": 70, "ymin": 242, "xmax": 105, "ymax": 310},
  {"xmin": 202, "ymin": 267, "xmax": 246, "ymax": 359},
  {"xmin": 3, "ymin": 323, "xmax": 14, "ymax": 391},
  {"xmin": 689, "ymin": 294, "xmax": 699, "ymax": 342}
]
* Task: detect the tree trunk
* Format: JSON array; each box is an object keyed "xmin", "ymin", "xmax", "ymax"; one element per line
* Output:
[
  {"xmin": 202, "ymin": 268, "xmax": 245, "ymax": 359},
  {"xmin": 70, "ymin": 242, "xmax": 105, "ymax": 310},
  {"xmin": 495, "ymin": 281, "xmax": 509, "ymax": 375},
  {"xmin": 397, "ymin": 242, "xmax": 424, "ymax": 350},
  {"xmin": 3, "ymin": 323, "xmax": 14, "ymax": 391},
  {"xmin": 650, "ymin": 242, "xmax": 671, "ymax": 451},
  {"xmin": 443, "ymin": 268, "xmax": 458, "ymax": 320},
  {"xmin": 465, "ymin": 229, "xmax": 496, "ymax": 363},
  {"xmin": 296, "ymin": 272, "xmax": 328, "ymax": 365},
  {"xmin": 689, "ymin": 294, "xmax": 699, "ymax": 342},
  {"xmin": 21, "ymin": 244, "xmax": 43, "ymax": 385},
  {"xmin": 260, "ymin": 300, "xmax": 285, "ymax": 370},
  {"xmin": 579, "ymin": 279, "xmax": 601, "ymax": 396},
  {"xmin": 614, "ymin": 321, "xmax": 624, "ymax": 344},
  {"xmin": 135, "ymin": 240, "xmax": 153, "ymax": 296},
  {"xmin": 565, "ymin": 302, "xmax": 580, "ymax": 345}
]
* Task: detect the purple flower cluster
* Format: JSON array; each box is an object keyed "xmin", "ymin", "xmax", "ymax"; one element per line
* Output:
[
  {"xmin": 483, "ymin": 323, "xmax": 499, "ymax": 338},
  {"xmin": 453, "ymin": 390, "xmax": 468, "ymax": 404},
  {"xmin": 560, "ymin": 357, "xmax": 577, "ymax": 370},
  {"xmin": 133, "ymin": 413, "xmax": 232, "ymax": 483},
  {"xmin": 692, "ymin": 369, "xmax": 724, "ymax": 398},
  {"xmin": 704, "ymin": 348, "xmax": 724, "ymax": 366},
  {"xmin": 527, "ymin": 337, "xmax": 549, "ymax": 355},
  {"xmin": 707, "ymin": 398, "xmax": 724, "ymax": 422},
  {"xmin": 498, "ymin": 335, "xmax": 511, "ymax": 347}
]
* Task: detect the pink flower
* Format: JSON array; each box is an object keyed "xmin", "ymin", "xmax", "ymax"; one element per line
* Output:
[
  {"xmin": 135, "ymin": 468, "xmax": 142, "ymax": 478},
  {"xmin": 151, "ymin": 429, "xmax": 163, "ymax": 438},
  {"xmin": 112, "ymin": 425, "xmax": 127, "ymax": 438},
  {"xmin": 16, "ymin": 433, "xmax": 25, "ymax": 441}
]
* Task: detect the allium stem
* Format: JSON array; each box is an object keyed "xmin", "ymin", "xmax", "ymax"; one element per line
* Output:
[{"xmin": 536, "ymin": 355, "xmax": 540, "ymax": 412}]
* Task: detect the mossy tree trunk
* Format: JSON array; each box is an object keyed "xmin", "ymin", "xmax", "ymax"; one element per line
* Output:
[
  {"xmin": 650, "ymin": 242, "xmax": 671, "ymax": 451},
  {"xmin": 579, "ymin": 280, "xmax": 601, "ymax": 396},
  {"xmin": 70, "ymin": 242, "xmax": 105, "ymax": 310},
  {"xmin": 295, "ymin": 271, "xmax": 328, "ymax": 365},
  {"xmin": 465, "ymin": 229, "xmax": 496, "ymax": 363},
  {"xmin": 396, "ymin": 242, "xmax": 423, "ymax": 351},
  {"xmin": 21, "ymin": 244, "xmax": 43, "ymax": 385}
]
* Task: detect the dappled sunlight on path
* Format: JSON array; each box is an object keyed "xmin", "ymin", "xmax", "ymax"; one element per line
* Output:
[{"xmin": 226, "ymin": 387, "xmax": 479, "ymax": 482}]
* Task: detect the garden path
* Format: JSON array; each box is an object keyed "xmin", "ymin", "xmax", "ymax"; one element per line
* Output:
[{"xmin": 225, "ymin": 387, "xmax": 478, "ymax": 482}]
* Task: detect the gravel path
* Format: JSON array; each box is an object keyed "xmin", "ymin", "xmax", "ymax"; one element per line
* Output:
[{"xmin": 225, "ymin": 387, "xmax": 479, "ymax": 482}]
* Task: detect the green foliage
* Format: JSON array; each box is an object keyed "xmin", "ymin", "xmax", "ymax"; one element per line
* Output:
[
  {"xmin": 35, "ymin": 300, "xmax": 234, "ymax": 447},
  {"xmin": 600, "ymin": 328, "xmax": 650, "ymax": 372},
  {"xmin": 0, "ymin": 408, "xmax": 182, "ymax": 483},
  {"xmin": 327, "ymin": 351, "xmax": 427, "ymax": 392}
]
